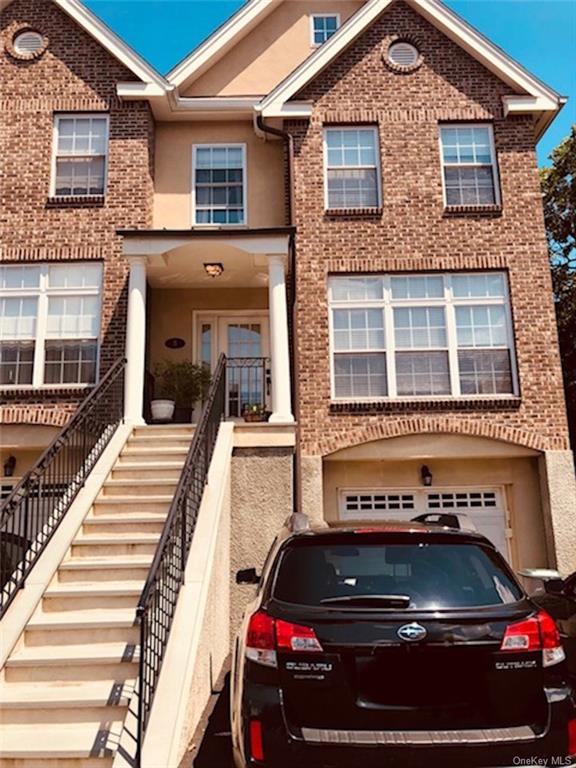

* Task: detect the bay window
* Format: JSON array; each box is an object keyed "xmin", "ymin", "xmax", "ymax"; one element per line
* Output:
[
  {"xmin": 329, "ymin": 272, "xmax": 516, "ymax": 399},
  {"xmin": 0, "ymin": 264, "xmax": 102, "ymax": 386}
]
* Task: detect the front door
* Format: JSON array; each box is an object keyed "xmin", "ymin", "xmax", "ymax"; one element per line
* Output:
[{"xmin": 195, "ymin": 313, "xmax": 270, "ymax": 418}]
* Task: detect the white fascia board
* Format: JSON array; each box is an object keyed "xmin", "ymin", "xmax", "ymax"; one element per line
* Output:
[
  {"xmin": 256, "ymin": 101, "xmax": 314, "ymax": 119},
  {"xmin": 122, "ymin": 234, "xmax": 291, "ymax": 257},
  {"xmin": 53, "ymin": 0, "xmax": 167, "ymax": 88},
  {"xmin": 502, "ymin": 94, "xmax": 561, "ymax": 116},
  {"xmin": 260, "ymin": 0, "xmax": 562, "ymax": 116},
  {"xmin": 117, "ymin": 82, "xmax": 171, "ymax": 99},
  {"xmin": 167, "ymin": 0, "xmax": 282, "ymax": 87}
]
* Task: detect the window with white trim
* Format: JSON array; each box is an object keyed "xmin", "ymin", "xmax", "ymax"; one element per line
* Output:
[
  {"xmin": 0, "ymin": 264, "xmax": 102, "ymax": 386},
  {"xmin": 311, "ymin": 14, "xmax": 340, "ymax": 45},
  {"xmin": 52, "ymin": 115, "xmax": 109, "ymax": 197},
  {"xmin": 324, "ymin": 127, "xmax": 381, "ymax": 210},
  {"xmin": 329, "ymin": 272, "xmax": 516, "ymax": 400},
  {"xmin": 193, "ymin": 144, "xmax": 246, "ymax": 225},
  {"xmin": 439, "ymin": 124, "xmax": 499, "ymax": 206}
]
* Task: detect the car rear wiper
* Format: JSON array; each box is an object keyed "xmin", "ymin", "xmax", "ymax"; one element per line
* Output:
[{"xmin": 320, "ymin": 594, "xmax": 411, "ymax": 608}]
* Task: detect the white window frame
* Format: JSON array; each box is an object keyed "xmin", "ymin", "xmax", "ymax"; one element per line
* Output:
[
  {"xmin": 310, "ymin": 13, "xmax": 341, "ymax": 46},
  {"xmin": 0, "ymin": 264, "xmax": 102, "ymax": 389},
  {"xmin": 191, "ymin": 143, "xmax": 248, "ymax": 227},
  {"xmin": 50, "ymin": 113, "xmax": 110, "ymax": 198},
  {"xmin": 328, "ymin": 272, "xmax": 519, "ymax": 401},
  {"xmin": 323, "ymin": 126, "xmax": 382, "ymax": 211},
  {"xmin": 438, "ymin": 123, "xmax": 501, "ymax": 207},
  {"xmin": 339, "ymin": 486, "xmax": 504, "ymax": 518}
]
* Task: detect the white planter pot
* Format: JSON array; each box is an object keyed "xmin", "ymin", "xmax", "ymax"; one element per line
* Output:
[{"xmin": 151, "ymin": 399, "xmax": 175, "ymax": 422}]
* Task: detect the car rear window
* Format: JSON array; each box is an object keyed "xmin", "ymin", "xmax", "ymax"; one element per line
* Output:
[{"xmin": 272, "ymin": 538, "xmax": 522, "ymax": 609}]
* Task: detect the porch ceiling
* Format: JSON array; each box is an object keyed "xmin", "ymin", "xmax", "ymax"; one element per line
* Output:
[{"xmin": 118, "ymin": 228, "xmax": 293, "ymax": 289}]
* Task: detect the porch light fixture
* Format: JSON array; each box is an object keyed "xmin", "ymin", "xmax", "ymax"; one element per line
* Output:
[
  {"xmin": 3, "ymin": 455, "xmax": 16, "ymax": 477},
  {"xmin": 204, "ymin": 262, "xmax": 224, "ymax": 278},
  {"xmin": 420, "ymin": 465, "xmax": 433, "ymax": 487}
]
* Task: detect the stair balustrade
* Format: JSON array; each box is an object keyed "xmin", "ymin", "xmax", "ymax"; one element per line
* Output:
[{"xmin": 0, "ymin": 357, "xmax": 126, "ymax": 618}]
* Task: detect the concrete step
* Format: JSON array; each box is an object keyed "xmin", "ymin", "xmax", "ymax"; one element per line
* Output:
[
  {"xmin": 4, "ymin": 642, "xmax": 139, "ymax": 683},
  {"xmin": 127, "ymin": 433, "xmax": 193, "ymax": 447},
  {"xmin": 57, "ymin": 556, "xmax": 153, "ymax": 585},
  {"xmin": 118, "ymin": 446, "xmax": 189, "ymax": 463},
  {"xmin": 110, "ymin": 462, "xmax": 184, "ymax": 480},
  {"xmin": 92, "ymin": 497, "xmax": 172, "ymax": 515},
  {"xmin": 0, "ymin": 680, "xmax": 132, "ymax": 724},
  {"xmin": 42, "ymin": 582, "xmax": 143, "ymax": 612},
  {"xmin": 71, "ymin": 533, "xmax": 160, "ymax": 558},
  {"xmin": 99, "ymin": 478, "xmax": 178, "ymax": 497},
  {"xmin": 132, "ymin": 424, "xmax": 195, "ymax": 436},
  {"xmin": 82, "ymin": 513, "xmax": 167, "ymax": 536},
  {"xmin": 0, "ymin": 722, "xmax": 120, "ymax": 765},
  {"xmin": 24, "ymin": 609, "xmax": 139, "ymax": 648}
]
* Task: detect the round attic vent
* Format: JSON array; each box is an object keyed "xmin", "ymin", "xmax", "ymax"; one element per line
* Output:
[
  {"xmin": 388, "ymin": 41, "xmax": 420, "ymax": 69},
  {"xmin": 13, "ymin": 30, "xmax": 44, "ymax": 56}
]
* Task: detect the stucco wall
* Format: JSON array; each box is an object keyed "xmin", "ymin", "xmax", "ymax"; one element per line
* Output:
[
  {"xmin": 153, "ymin": 121, "xmax": 285, "ymax": 229},
  {"xmin": 148, "ymin": 287, "xmax": 268, "ymax": 370},
  {"xmin": 230, "ymin": 448, "xmax": 293, "ymax": 636},
  {"xmin": 183, "ymin": 0, "xmax": 363, "ymax": 97}
]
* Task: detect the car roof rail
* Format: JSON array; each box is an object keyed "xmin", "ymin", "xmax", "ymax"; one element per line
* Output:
[{"xmin": 285, "ymin": 512, "xmax": 311, "ymax": 533}]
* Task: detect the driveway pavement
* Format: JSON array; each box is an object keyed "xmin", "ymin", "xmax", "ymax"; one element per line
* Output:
[{"xmin": 181, "ymin": 675, "xmax": 234, "ymax": 768}]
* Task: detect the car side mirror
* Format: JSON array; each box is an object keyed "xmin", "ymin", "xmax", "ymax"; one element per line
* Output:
[
  {"xmin": 236, "ymin": 567, "xmax": 260, "ymax": 585},
  {"xmin": 518, "ymin": 568, "xmax": 565, "ymax": 595}
]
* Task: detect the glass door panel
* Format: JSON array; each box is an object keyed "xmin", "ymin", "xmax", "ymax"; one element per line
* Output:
[{"xmin": 226, "ymin": 322, "xmax": 264, "ymax": 417}]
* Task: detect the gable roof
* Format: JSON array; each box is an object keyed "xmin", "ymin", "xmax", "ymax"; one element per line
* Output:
[
  {"xmin": 258, "ymin": 0, "xmax": 564, "ymax": 123},
  {"xmin": 1, "ymin": 0, "xmax": 167, "ymax": 89}
]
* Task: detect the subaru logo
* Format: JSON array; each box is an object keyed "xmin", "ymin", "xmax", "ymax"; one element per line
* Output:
[{"xmin": 397, "ymin": 623, "xmax": 427, "ymax": 642}]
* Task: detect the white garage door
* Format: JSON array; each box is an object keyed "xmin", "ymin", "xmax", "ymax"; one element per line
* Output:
[{"xmin": 340, "ymin": 488, "xmax": 510, "ymax": 561}]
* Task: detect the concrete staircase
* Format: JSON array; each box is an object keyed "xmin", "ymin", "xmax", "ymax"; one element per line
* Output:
[{"xmin": 0, "ymin": 425, "xmax": 194, "ymax": 768}]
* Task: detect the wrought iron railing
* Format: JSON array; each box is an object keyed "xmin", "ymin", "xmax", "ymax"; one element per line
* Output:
[
  {"xmin": 0, "ymin": 357, "xmax": 126, "ymax": 617},
  {"xmin": 226, "ymin": 356, "xmax": 270, "ymax": 418},
  {"xmin": 135, "ymin": 353, "xmax": 226, "ymax": 762}
]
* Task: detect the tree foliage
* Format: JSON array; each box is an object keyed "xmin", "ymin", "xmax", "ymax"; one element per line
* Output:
[{"xmin": 540, "ymin": 126, "xmax": 576, "ymax": 444}]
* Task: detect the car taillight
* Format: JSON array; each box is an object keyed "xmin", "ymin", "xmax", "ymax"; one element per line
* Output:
[
  {"xmin": 501, "ymin": 610, "xmax": 565, "ymax": 667},
  {"xmin": 245, "ymin": 611, "xmax": 323, "ymax": 667},
  {"xmin": 246, "ymin": 611, "xmax": 277, "ymax": 668},
  {"xmin": 249, "ymin": 720, "xmax": 264, "ymax": 762},
  {"xmin": 568, "ymin": 719, "xmax": 576, "ymax": 757},
  {"xmin": 276, "ymin": 619, "xmax": 323, "ymax": 653}
]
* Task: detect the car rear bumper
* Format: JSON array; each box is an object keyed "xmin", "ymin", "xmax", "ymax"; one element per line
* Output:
[{"xmin": 241, "ymin": 684, "xmax": 576, "ymax": 768}]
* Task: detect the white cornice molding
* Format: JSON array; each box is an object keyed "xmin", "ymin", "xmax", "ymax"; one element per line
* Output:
[{"xmin": 259, "ymin": 0, "xmax": 563, "ymax": 119}]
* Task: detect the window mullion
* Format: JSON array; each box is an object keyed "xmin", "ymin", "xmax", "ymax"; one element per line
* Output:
[
  {"xmin": 33, "ymin": 266, "xmax": 49, "ymax": 386},
  {"xmin": 445, "ymin": 275, "xmax": 461, "ymax": 396},
  {"xmin": 384, "ymin": 276, "xmax": 396, "ymax": 397}
]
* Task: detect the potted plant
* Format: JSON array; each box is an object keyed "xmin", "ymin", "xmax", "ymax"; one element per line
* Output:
[
  {"xmin": 151, "ymin": 361, "xmax": 211, "ymax": 423},
  {"xmin": 242, "ymin": 403, "xmax": 267, "ymax": 423}
]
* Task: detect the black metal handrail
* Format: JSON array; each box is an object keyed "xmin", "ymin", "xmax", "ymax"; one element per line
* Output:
[
  {"xmin": 135, "ymin": 353, "xmax": 227, "ymax": 762},
  {"xmin": 226, "ymin": 356, "xmax": 270, "ymax": 418},
  {"xmin": 0, "ymin": 357, "xmax": 126, "ymax": 618}
]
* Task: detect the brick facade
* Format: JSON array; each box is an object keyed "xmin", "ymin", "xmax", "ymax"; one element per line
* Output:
[
  {"xmin": 0, "ymin": 0, "xmax": 154, "ymax": 427},
  {"xmin": 288, "ymin": 1, "xmax": 570, "ymax": 456}
]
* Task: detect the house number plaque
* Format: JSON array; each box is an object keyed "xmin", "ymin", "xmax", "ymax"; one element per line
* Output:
[{"xmin": 165, "ymin": 338, "xmax": 186, "ymax": 349}]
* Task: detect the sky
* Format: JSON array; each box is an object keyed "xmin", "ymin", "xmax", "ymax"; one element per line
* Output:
[{"xmin": 84, "ymin": 0, "xmax": 576, "ymax": 166}]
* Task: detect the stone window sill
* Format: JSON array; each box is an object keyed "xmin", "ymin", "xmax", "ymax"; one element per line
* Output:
[
  {"xmin": 46, "ymin": 195, "xmax": 105, "ymax": 208},
  {"xmin": 442, "ymin": 204, "xmax": 502, "ymax": 218},
  {"xmin": 330, "ymin": 397, "xmax": 521, "ymax": 414},
  {"xmin": 325, "ymin": 207, "xmax": 383, "ymax": 219}
]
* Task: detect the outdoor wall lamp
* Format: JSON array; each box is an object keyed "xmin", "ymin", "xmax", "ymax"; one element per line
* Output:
[
  {"xmin": 421, "ymin": 465, "xmax": 433, "ymax": 487},
  {"xmin": 3, "ymin": 455, "xmax": 16, "ymax": 477},
  {"xmin": 204, "ymin": 262, "xmax": 224, "ymax": 278}
]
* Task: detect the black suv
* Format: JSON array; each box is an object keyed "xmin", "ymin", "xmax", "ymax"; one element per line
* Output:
[{"xmin": 231, "ymin": 518, "xmax": 576, "ymax": 768}]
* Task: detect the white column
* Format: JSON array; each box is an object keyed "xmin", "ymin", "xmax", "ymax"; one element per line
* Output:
[
  {"xmin": 124, "ymin": 256, "xmax": 147, "ymax": 424},
  {"xmin": 267, "ymin": 255, "xmax": 294, "ymax": 423}
]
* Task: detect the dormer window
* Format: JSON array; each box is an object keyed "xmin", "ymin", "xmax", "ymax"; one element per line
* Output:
[{"xmin": 311, "ymin": 14, "xmax": 340, "ymax": 46}]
